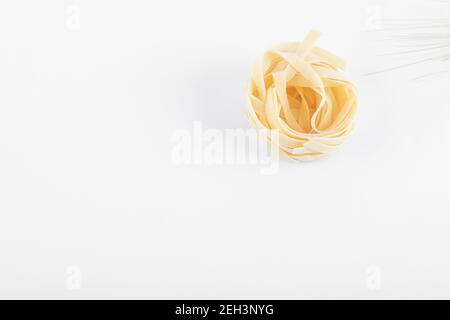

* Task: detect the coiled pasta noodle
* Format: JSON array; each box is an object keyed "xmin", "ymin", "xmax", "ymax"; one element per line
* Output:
[{"xmin": 246, "ymin": 30, "xmax": 358, "ymax": 161}]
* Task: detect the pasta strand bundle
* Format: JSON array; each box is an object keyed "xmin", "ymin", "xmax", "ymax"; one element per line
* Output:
[{"xmin": 246, "ymin": 31, "xmax": 358, "ymax": 161}]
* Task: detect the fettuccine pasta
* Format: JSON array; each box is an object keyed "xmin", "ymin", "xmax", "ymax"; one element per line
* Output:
[{"xmin": 246, "ymin": 30, "xmax": 358, "ymax": 161}]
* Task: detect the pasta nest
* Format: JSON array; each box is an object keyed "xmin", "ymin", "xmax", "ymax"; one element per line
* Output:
[{"xmin": 246, "ymin": 31, "xmax": 358, "ymax": 161}]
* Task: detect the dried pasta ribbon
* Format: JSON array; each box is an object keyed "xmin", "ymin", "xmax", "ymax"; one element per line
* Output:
[{"xmin": 246, "ymin": 30, "xmax": 358, "ymax": 161}]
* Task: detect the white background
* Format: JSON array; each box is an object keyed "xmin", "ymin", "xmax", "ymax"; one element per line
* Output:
[{"xmin": 1, "ymin": 0, "xmax": 450, "ymax": 299}]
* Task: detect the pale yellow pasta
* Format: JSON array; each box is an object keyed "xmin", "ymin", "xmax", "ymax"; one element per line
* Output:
[{"xmin": 246, "ymin": 30, "xmax": 358, "ymax": 161}]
